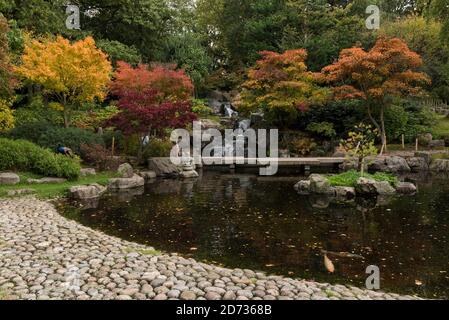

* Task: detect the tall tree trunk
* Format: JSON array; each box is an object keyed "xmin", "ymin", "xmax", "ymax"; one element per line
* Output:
[
  {"xmin": 366, "ymin": 104, "xmax": 381, "ymax": 134},
  {"xmin": 367, "ymin": 103, "xmax": 384, "ymax": 154},
  {"xmin": 380, "ymin": 105, "xmax": 387, "ymax": 153}
]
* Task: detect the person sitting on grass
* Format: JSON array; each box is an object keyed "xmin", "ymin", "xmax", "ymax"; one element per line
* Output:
[{"xmin": 56, "ymin": 144, "xmax": 74, "ymax": 157}]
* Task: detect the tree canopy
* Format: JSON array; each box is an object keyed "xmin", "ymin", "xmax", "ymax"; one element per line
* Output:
[{"xmin": 15, "ymin": 36, "xmax": 112, "ymax": 127}]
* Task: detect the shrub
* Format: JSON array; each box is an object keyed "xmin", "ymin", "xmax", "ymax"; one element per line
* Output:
[
  {"xmin": 192, "ymin": 99, "xmax": 213, "ymax": 116},
  {"xmin": 102, "ymin": 129, "xmax": 124, "ymax": 153},
  {"xmin": 143, "ymin": 138, "xmax": 173, "ymax": 158},
  {"xmin": 13, "ymin": 96, "xmax": 63, "ymax": 127},
  {"xmin": 80, "ymin": 144, "xmax": 121, "ymax": 171},
  {"xmin": 306, "ymin": 122, "xmax": 336, "ymax": 139},
  {"xmin": 0, "ymin": 99, "xmax": 14, "ymax": 132},
  {"xmin": 71, "ymin": 105, "xmax": 120, "ymax": 129},
  {"xmin": 6, "ymin": 122, "xmax": 55, "ymax": 144},
  {"xmin": 37, "ymin": 127, "xmax": 104, "ymax": 155},
  {"xmin": 0, "ymin": 138, "xmax": 80, "ymax": 179},
  {"xmin": 289, "ymin": 137, "xmax": 317, "ymax": 156},
  {"xmin": 384, "ymin": 101, "xmax": 438, "ymax": 143},
  {"xmin": 300, "ymin": 101, "xmax": 365, "ymax": 138}
]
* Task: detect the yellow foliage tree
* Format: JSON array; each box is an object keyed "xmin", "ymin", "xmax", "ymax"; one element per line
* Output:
[
  {"xmin": 15, "ymin": 36, "xmax": 112, "ymax": 127},
  {"xmin": 0, "ymin": 99, "xmax": 14, "ymax": 132}
]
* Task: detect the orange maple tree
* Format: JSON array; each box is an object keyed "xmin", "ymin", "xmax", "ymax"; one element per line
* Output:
[
  {"xmin": 322, "ymin": 37, "xmax": 431, "ymax": 150},
  {"xmin": 236, "ymin": 49, "xmax": 329, "ymax": 127}
]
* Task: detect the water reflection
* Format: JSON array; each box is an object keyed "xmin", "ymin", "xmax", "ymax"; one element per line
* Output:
[{"xmin": 60, "ymin": 171, "xmax": 449, "ymax": 299}]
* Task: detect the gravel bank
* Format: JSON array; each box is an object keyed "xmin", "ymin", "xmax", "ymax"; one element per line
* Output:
[{"xmin": 0, "ymin": 197, "xmax": 421, "ymax": 300}]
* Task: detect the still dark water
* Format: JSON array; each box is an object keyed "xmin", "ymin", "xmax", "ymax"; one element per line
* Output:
[{"xmin": 59, "ymin": 171, "xmax": 449, "ymax": 299}]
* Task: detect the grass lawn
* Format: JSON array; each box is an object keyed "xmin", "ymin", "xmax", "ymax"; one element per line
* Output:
[
  {"xmin": 432, "ymin": 115, "xmax": 449, "ymax": 138},
  {"xmin": 327, "ymin": 170, "xmax": 399, "ymax": 188},
  {"xmin": 0, "ymin": 171, "xmax": 118, "ymax": 199}
]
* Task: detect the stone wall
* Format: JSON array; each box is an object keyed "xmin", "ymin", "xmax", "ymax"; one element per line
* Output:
[{"xmin": 340, "ymin": 152, "xmax": 449, "ymax": 173}]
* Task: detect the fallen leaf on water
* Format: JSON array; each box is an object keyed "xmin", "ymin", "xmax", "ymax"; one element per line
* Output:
[{"xmin": 324, "ymin": 254, "xmax": 335, "ymax": 273}]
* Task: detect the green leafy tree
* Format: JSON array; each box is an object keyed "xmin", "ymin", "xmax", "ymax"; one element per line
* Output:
[
  {"xmin": 0, "ymin": 0, "xmax": 66, "ymax": 35},
  {"xmin": 379, "ymin": 16, "xmax": 449, "ymax": 102},
  {"xmin": 340, "ymin": 123, "xmax": 379, "ymax": 176},
  {"xmin": 96, "ymin": 39, "xmax": 142, "ymax": 67},
  {"xmin": 77, "ymin": 0, "xmax": 172, "ymax": 60}
]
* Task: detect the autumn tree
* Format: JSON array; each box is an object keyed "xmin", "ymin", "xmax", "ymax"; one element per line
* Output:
[
  {"xmin": 322, "ymin": 37, "xmax": 431, "ymax": 151},
  {"xmin": 236, "ymin": 49, "xmax": 329, "ymax": 127},
  {"xmin": 111, "ymin": 61, "xmax": 194, "ymax": 103},
  {"xmin": 108, "ymin": 61, "xmax": 196, "ymax": 160},
  {"xmin": 15, "ymin": 36, "xmax": 112, "ymax": 127}
]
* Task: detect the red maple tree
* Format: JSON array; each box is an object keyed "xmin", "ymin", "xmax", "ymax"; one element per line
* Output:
[
  {"xmin": 111, "ymin": 61, "xmax": 194, "ymax": 103},
  {"xmin": 107, "ymin": 61, "xmax": 196, "ymax": 159}
]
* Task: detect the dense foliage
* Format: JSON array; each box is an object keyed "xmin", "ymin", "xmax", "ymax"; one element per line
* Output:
[
  {"xmin": 0, "ymin": 99, "xmax": 14, "ymax": 131},
  {"xmin": 15, "ymin": 36, "xmax": 112, "ymax": 127},
  {"xmin": 323, "ymin": 37, "xmax": 431, "ymax": 149},
  {"xmin": 1, "ymin": 0, "xmax": 449, "ymax": 166},
  {"xmin": 237, "ymin": 49, "xmax": 329, "ymax": 127},
  {"xmin": 7, "ymin": 123, "xmax": 104, "ymax": 156},
  {"xmin": 0, "ymin": 138, "xmax": 80, "ymax": 179}
]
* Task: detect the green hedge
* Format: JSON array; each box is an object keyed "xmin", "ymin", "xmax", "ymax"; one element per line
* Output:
[
  {"xmin": 37, "ymin": 127, "xmax": 104, "ymax": 155},
  {"xmin": 0, "ymin": 138, "xmax": 80, "ymax": 180},
  {"xmin": 6, "ymin": 124, "xmax": 104, "ymax": 156}
]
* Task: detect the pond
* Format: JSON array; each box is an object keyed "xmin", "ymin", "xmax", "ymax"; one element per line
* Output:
[{"xmin": 59, "ymin": 170, "xmax": 449, "ymax": 299}]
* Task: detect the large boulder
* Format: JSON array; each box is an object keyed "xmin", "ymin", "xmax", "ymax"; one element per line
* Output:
[
  {"xmin": 148, "ymin": 158, "xmax": 183, "ymax": 177},
  {"xmin": 108, "ymin": 175, "xmax": 145, "ymax": 190},
  {"xmin": 70, "ymin": 184, "xmax": 107, "ymax": 200},
  {"xmin": 118, "ymin": 163, "xmax": 134, "ymax": 178},
  {"xmin": 369, "ymin": 156, "xmax": 411, "ymax": 173},
  {"xmin": 138, "ymin": 171, "xmax": 157, "ymax": 182},
  {"xmin": 375, "ymin": 181, "xmax": 396, "ymax": 195},
  {"xmin": 309, "ymin": 174, "xmax": 335, "ymax": 195},
  {"xmin": 294, "ymin": 180, "xmax": 311, "ymax": 195},
  {"xmin": 334, "ymin": 186, "xmax": 356, "ymax": 200},
  {"xmin": 430, "ymin": 159, "xmax": 449, "ymax": 172},
  {"xmin": 406, "ymin": 157, "xmax": 429, "ymax": 172},
  {"xmin": 414, "ymin": 152, "xmax": 432, "ymax": 165},
  {"xmin": 355, "ymin": 177, "xmax": 396, "ymax": 195},
  {"xmin": 0, "ymin": 172, "xmax": 20, "ymax": 185},
  {"xmin": 355, "ymin": 177, "xmax": 378, "ymax": 195},
  {"xmin": 396, "ymin": 182, "xmax": 417, "ymax": 195}
]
